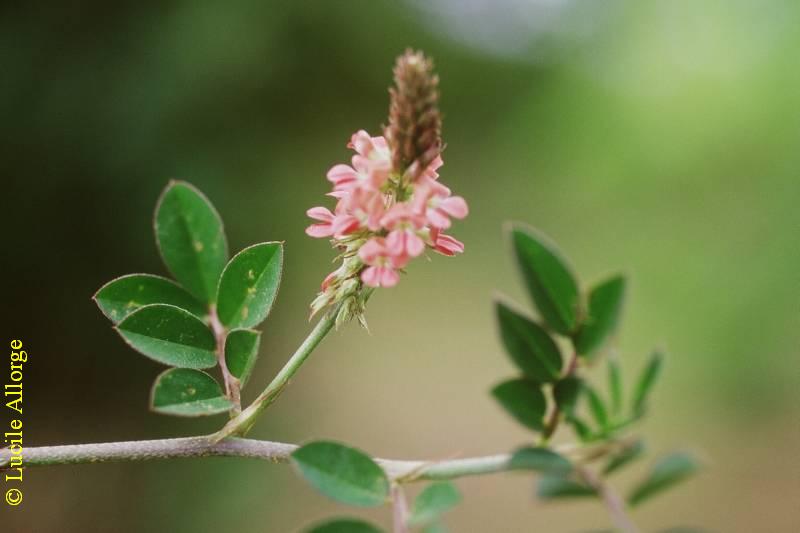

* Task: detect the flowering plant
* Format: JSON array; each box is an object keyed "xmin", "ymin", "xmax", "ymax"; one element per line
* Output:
[{"xmin": 1, "ymin": 50, "xmax": 699, "ymax": 533}]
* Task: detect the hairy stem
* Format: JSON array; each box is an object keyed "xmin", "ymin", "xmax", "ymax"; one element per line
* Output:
[
  {"xmin": 211, "ymin": 304, "xmax": 341, "ymax": 441},
  {"xmin": 209, "ymin": 306, "xmax": 241, "ymax": 416},
  {"xmin": 0, "ymin": 437, "xmax": 626, "ymax": 482}
]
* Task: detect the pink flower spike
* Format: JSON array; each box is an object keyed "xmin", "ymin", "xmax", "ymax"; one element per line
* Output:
[{"xmin": 305, "ymin": 206, "xmax": 336, "ymax": 238}]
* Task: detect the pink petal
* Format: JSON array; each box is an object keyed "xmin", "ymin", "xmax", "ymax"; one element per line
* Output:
[
  {"xmin": 349, "ymin": 130, "xmax": 373, "ymax": 155},
  {"xmin": 427, "ymin": 208, "xmax": 452, "ymax": 229},
  {"xmin": 406, "ymin": 232, "xmax": 426, "ymax": 257},
  {"xmin": 305, "ymin": 223, "xmax": 334, "ymax": 238},
  {"xmin": 379, "ymin": 267, "xmax": 400, "ymax": 287},
  {"xmin": 306, "ymin": 206, "xmax": 334, "ymax": 222},
  {"xmin": 440, "ymin": 196, "xmax": 469, "ymax": 219},
  {"xmin": 327, "ymin": 164, "xmax": 357, "ymax": 185},
  {"xmin": 360, "ymin": 266, "xmax": 381, "ymax": 287},
  {"xmin": 358, "ymin": 238, "xmax": 385, "ymax": 264},
  {"xmin": 385, "ymin": 230, "xmax": 405, "ymax": 257},
  {"xmin": 331, "ymin": 215, "xmax": 359, "ymax": 236},
  {"xmin": 434, "ymin": 234, "xmax": 465, "ymax": 256}
]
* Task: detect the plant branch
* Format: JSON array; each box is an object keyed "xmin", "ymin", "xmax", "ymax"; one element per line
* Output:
[
  {"xmin": 211, "ymin": 303, "xmax": 342, "ymax": 441},
  {"xmin": 0, "ymin": 436, "xmax": 629, "ymax": 483},
  {"xmin": 578, "ymin": 465, "xmax": 639, "ymax": 533}
]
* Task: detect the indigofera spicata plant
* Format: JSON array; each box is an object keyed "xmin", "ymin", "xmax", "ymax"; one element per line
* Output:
[{"xmin": 1, "ymin": 50, "xmax": 700, "ymax": 533}]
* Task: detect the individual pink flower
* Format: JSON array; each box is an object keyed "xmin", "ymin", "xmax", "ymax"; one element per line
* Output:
[
  {"xmin": 327, "ymin": 131, "xmax": 391, "ymax": 192},
  {"xmin": 430, "ymin": 228, "xmax": 465, "ymax": 256},
  {"xmin": 305, "ymin": 207, "xmax": 336, "ymax": 238},
  {"xmin": 412, "ymin": 178, "xmax": 469, "ymax": 229},
  {"xmin": 349, "ymin": 130, "xmax": 390, "ymax": 161},
  {"xmin": 335, "ymin": 188, "xmax": 386, "ymax": 234},
  {"xmin": 358, "ymin": 237, "xmax": 408, "ymax": 288},
  {"xmin": 381, "ymin": 203, "xmax": 426, "ymax": 258}
]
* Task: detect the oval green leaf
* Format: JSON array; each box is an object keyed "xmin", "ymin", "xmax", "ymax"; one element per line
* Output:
[
  {"xmin": 632, "ymin": 351, "xmax": 664, "ymax": 417},
  {"xmin": 585, "ymin": 385, "xmax": 610, "ymax": 433},
  {"xmin": 628, "ymin": 452, "xmax": 700, "ymax": 507},
  {"xmin": 510, "ymin": 447, "xmax": 573, "ymax": 476},
  {"xmin": 216, "ymin": 242, "xmax": 283, "ymax": 329},
  {"xmin": 537, "ymin": 475, "xmax": 597, "ymax": 500},
  {"xmin": 150, "ymin": 368, "xmax": 232, "ymax": 416},
  {"xmin": 608, "ymin": 358, "xmax": 623, "ymax": 415},
  {"xmin": 154, "ymin": 181, "xmax": 228, "ymax": 304},
  {"xmin": 409, "ymin": 482, "xmax": 462, "ymax": 527},
  {"xmin": 305, "ymin": 519, "xmax": 384, "ymax": 533},
  {"xmin": 491, "ymin": 378, "xmax": 547, "ymax": 432},
  {"xmin": 291, "ymin": 441, "xmax": 390, "ymax": 507},
  {"xmin": 574, "ymin": 275, "xmax": 626, "ymax": 356},
  {"xmin": 604, "ymin": 439, "xmax": 645, "ymax": 476},
  {"xmin": 566, "ymin": 415, "xmax": 594, "ymax": 442},
  {"xmin": 509, "ymin": 224, "xmax": 580, "ymax": 335},
  {"xmin": 495, "ymin": 300, "xmax": 563, "ymax": 382},
  {"xmin": 94, "ymin": 273, "xmax": 207, "ymax": 323},
  {"xmin": 554, "ymin": 376, "xmax": 583, "ymax": 416},
  {"xmin": 115, "ymin": 304, "xmax": 216, "ymax": 368},
  {"xmin": 225, "ymin": 328, "xmax": 260, "ymax": 388}
]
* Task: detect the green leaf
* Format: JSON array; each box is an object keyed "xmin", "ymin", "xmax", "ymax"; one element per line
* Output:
[
  {"xmin": 305, "ymin": 518, "xmax": 384, "ymax": 533},
  {"xmin": 604, "ymin": 439, "xmax": 645, "ymax": 476},
  {"xmin": 94, "ymin": 274, "xmax": 207, "ymax": 323},
  {"xmin": 607, "ymin": 358, "xmax": 623, "ymax": 416},
  {"xmin": 154, "ymin": 181, "xmax": 228, "ymax": 304},
  {"xmin": 291, "ymin": 441, "xmax": 390, "ymax": 507},
  {"xmin": 574, "ymin": 275, "xmax": 626, "ymax": 355},
  {"xmin": 566, "ymin": 415, "xmax": 593, "ymax": 442},
  {"xmin": 150, "ymin": 368, "xmax": 232, "ymax": 416},
  {"xmin": 628, "ymin": 452, "xmax": 700, "ymax": 507},
  {"xmin": 115, "ymin": 304, "xmax": 216, "ymax": 368},
  {"xmin": 495, "ymin": 300, "xmax": 563, "ymax": 382},
  {"xmin": 554, "ymin": 376, "xmax": 583, "ymax": 416},
  {"xmin": 422, "ymin": 524, "xmax": 447, "ymax": 533},
  {"xmin": 509, "ymin": 447, "xmax": 572, "ymax": 476},
  {"xmin": 224, "ymin": 328, "xmax": 260, "ymax": 388},
  {"xmin": 537, "ymin": 475, "xmax": 597, "ymax": 499},
  {"xmin": 216, "ymin": 242, "xmax": 283, "ymax": 328},
  {"xmin": 409, "ymin": 482, "xmax": 462, "ymax": 527},
  {"xmin": 632, "ymin": 351, "xmax": 664, "ymax": 416},
  {"xmin": 491, "ymin": 378, "xmax": 547, "ymax": 431},
  {"xmin": 509, "ymin": 224, "xmax": 580, "ymax": 335},
  {"xmin": 585, "ymin": 385, "xmax": 610, "ymax": 432}
]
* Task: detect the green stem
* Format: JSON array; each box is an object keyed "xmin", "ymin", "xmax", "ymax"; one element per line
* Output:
[{"xmin": 211, "ymin": 304, "xmax": 341, "ymax": 441}]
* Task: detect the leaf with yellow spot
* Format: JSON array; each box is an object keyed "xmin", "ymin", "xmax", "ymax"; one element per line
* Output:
[
  {"xmin": 150, "ymin": 368, "xmax": 233, "ymax": 416},
  {"xmin": 216, "ymin": 242, "xmax": 283, "ymax": 329}
]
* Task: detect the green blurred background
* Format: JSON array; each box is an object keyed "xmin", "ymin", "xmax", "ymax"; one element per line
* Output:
[{"xmin": 2, "ymin": 1, "xmax": 798, "ymax": 531}]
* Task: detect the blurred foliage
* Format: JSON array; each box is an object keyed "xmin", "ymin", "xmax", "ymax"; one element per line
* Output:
[{"xmin": 2, "ymin": 1, "xmax": 798, "ymax": 531}]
